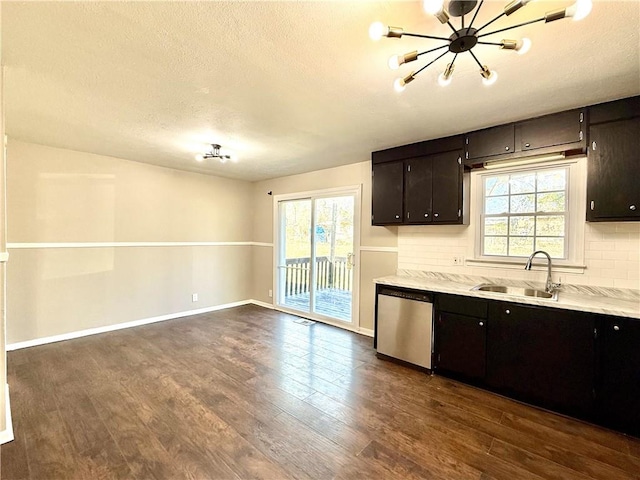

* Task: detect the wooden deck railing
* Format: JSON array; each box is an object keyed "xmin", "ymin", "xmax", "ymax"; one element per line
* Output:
[{"xmin": 284, "ymin": 256, "xmax": 352, "ymax": 296}]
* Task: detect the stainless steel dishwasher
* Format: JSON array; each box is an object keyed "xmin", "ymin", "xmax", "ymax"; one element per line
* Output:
[{"xmin": 376, "ymin": 286, "xmax": 433, "ymax": 369}]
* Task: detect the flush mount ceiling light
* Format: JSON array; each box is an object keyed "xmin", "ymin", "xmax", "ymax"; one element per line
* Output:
[
  {"xmin": 195, "ymin": 144, "xmax": 233, "ymax": 163},
  {"xmin": 370, "ymin": 0, "xmax": 593, "ymax": 90}
]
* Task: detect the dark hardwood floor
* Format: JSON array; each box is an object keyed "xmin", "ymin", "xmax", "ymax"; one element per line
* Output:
[{"xmin": 1, "ymin": 304, "xmax": 639, "ymax": 479}]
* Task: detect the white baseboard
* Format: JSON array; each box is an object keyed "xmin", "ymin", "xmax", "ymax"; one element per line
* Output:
[
  {"xmin": 249, "ymin": 299, "xmax": 275, "ymax": 309},
  {"xmin": 6, "ymin": 299, "xmax": 371, "ymax": 351},
  {"xmin": 6, "ymin": 300, "xmax": 252, "ymax": 351},
  {"xmin": 358, "ymin": 327, "xmax": 374, "ymax": 337},
  {"xmin": 0, "ymin": 385, "xmax": 14, "ymax": 445}
]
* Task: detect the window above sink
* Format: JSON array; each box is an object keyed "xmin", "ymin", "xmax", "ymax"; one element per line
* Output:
[{"xmin": 470, "ymin": 156, "xmax": 587, "ymax": 271}]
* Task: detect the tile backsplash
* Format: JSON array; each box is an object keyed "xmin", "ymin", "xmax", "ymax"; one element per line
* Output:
[{"xmin": 397, "ymin": 222, "xmax": 640, "ymax": 290}]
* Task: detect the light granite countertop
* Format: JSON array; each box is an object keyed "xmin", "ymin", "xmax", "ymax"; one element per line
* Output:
[{"xmin": 375, "ymin": 270, "xmax": 640, "ymax": 320}]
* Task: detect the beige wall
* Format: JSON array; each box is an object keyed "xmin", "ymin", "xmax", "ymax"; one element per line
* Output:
[
  {"xmin": 251, "ymin": 161, "xmax": 398, "ymax": 331},
  {"xmin": 9, "ymin": 141, "xmax": 253, "ymax": 243},
  {"xmin": 6, "ymin": 140, "xmax": 254, "ymax": 344},
  {"xmin": 1, "ymin": 5, "xmax": 8, "ymax": 434}
]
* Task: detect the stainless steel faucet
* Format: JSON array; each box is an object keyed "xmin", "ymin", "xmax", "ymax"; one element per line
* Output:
[{"xmin": 525, "ymin": 250, "xmax": 561, "ymax": 293}]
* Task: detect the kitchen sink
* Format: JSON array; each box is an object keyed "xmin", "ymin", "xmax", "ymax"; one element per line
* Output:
[{"xmin": 471, "ymin": 283, "xmax": 558, "ymax": 301}]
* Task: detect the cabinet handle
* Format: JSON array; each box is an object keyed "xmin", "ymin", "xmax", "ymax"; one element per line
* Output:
[
  {"xmin": 631, "ymin": 205, "xmax": 637, "ymax": 211},
  {"xmin": 505, "ymin": 309, "xmax": 510, "ymax": 314},
  {"xmin": 479, "ymin": 321, "xmax": 484, "ymax": 326},
  {"xmin": 434, "ymin": 213, "xmax": 439, "ymax": 218},
  {"xmin": 613, "ymin": 325, "xmax": 620, "ymax": 331},
  {"xmin": 592, "ymin": 141, "xmax": 597, "ymax": 150},
  {"xmin": 505, "ymin": 146, "xmax": 510, "ymax": 151},
  {"xmin": 424, "ymin": 213, "xmax": 429, "ymax": 217},
  {"xmin": 590, "ymin": 200, "xmax": 595, "ymax": 211},
  {"xmin": 524, "ymin": 143, "xmax": 530, "ymax": 148},
  {"xmin": 395, "ymin": 214, "xmax": 400, "ymax": 219}
]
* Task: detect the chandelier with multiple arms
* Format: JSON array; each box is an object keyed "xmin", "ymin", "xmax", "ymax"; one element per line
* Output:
[
  {"xmin": 369, "ymin": 0, "xmax": 593, "ymax": 91},
  {"xmin": 195, "ymin": 144, "xmax": 232, "ymax": 163}
]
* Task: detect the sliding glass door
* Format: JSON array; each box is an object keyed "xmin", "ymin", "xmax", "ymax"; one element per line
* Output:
[{"xmin": 276, "ymin": 188, "xmax": 359, "ymax": 325}]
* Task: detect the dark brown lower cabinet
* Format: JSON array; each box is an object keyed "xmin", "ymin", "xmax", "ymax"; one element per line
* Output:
[
  {"xmin": 485, "ymin": 302, "xmax": 596, "ymax": 417},
  {"xmin": 431, "ymin": 293, "xmax": 639, "ymax": 436},
  {"xmin": 599, "ymin": 316, "xmax": 640, "ymax": 436},
  {"xmin": 434, "ymin": 311, "xmax": 486, "ymax": 381}
]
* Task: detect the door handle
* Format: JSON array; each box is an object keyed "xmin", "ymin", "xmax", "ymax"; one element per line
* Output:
[{"xmin": 347, "ymin": 252, "xmax": 355, "ymax": 269}]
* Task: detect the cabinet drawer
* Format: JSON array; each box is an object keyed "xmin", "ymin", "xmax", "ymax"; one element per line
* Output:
[{"xmin": 437, "ymin": 294, "xmax": 488, "ymax": 318}]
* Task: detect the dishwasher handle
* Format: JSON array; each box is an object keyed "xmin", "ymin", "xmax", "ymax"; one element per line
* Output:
[{"xmin": 378, "ymin": 287, "xmax": 432, "ymax": 303}]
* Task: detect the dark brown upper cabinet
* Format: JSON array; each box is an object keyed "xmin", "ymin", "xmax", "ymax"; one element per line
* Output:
[
  {"xmin": 371, "ymin": 95, "xmax": 638, "ymax": 225},
  {"xmin": 464, "ymin": 109, "xmax": 586, "ymax": 165},
  {"xmin": 466, "ymin": 124, "xmax": 515, "ymax": 161},
  {"xmin": 405, "ymin": 150, "xmax": 464, "ymax": 224},
  {"xmin": 372, "ymin": 135, "xmax": 467, "ymax": 226},
  {"xmin": 516, "ymin": 109, "xmax": 584, "ymax": 151},
  {"xmin": 587, "ymin": 97, "xmax": 640, "ymax": 222},
  {"xmin": 371, "ymin": 161, "xmax": 404, "ymax": 225}
]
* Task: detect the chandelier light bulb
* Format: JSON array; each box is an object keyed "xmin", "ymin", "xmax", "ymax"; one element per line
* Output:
[
  {"xmin": 438, "ymin": 62, "xmax": 455, "ymax": 87},
  {"xmin": 369, "ymin": 21, "xmax": 386, "ymax": 41},
  {"xmin": 481, "ymin": 69, "xmax": 498, "ymax": 86},
  {"xmin": 437, "ymin": 72, "xmax": 452, "ymax": 87},
  {"xmin": 393, "ymin": 77, "xmax": 407, "ymax": 92},
  {"xmin": 566, "ymin": 0, "xmax": 592, "ymax": 21},
  {"xmin": 423, "ymin": 0, "xmax": 444, "ymax": 15},
  {"xmin": 388, "ymin": 55, "xmax": 401, "ymax": 70},
  {"xmin": 516, "ymin": 38, "xmax": 532, "ymax": 55},
  {"xmin": 394, "ymin": 72, "xmax": 416, "ymax": 92}
]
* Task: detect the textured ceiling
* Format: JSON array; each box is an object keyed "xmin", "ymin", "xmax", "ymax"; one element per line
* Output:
[{"xmin": 2, "ymin": 1, "xmax": 639, "ymax": 181}]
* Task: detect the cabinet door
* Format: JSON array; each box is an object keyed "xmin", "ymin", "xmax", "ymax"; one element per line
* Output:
[
  {"xmin": 435, "ymin": 311, "xmax": 486, "ymax": 381},
  {"xmin": 432, "ymin": 150, "xmax": 462, "ymax": 223},
  {"xmin": 486, "ymin": 303, "xmax": 596, "ymax": 416},
  {"xmin": 405, "ymin": 157, "xmax": 432, "ymax": 223},
  {"xmin": 587, "ymin": 118, "xmax": 640, "ymax": 221},
  {"xmin": 599, "ymin": 317, "xmax": 640, "ymax": 436},
  {"xmin": 372, "ymin": 161, "xmax": 404, "ymax": 225},
  {"xmin": 517, "ymin": 110, "xmax": 583, "ymax": 151},
  {"xmin": 466, "ymin": 124, "xmax": 515, "ymax": 160}
]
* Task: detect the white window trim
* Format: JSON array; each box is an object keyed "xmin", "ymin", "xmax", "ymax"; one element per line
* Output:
[{"xmin": 467, "ymin": 156, "xmax": 587, "ymax": 273}]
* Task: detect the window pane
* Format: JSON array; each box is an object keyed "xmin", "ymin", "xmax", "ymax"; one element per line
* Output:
[
  {"xmin": 485, "ymin": 176, "xmax": 509, "ymax": 196},
  {"xmin": 537, "ymin": 192, "xmax": 566, "ymax": 212},
  {"xmin": 485, "ymin": 217, "xmax": 508, "ymax": 236},
  {"xmin": 486, "ymin": 196, "xmax": 509, "ymax": 214},
  {"xmin": 484, "ymin": 237, "xmax": 507, "ymax": 256},
  {"xmin": 536, "ymin": 237, "xmax": 565, "ymax": 258},
  {"xmin": 509, "ymin": 216, "xmax": 535, "ymax": 236},
  {"xmin": 480, "ymin": 166, "xmax": 569, "ymax": 260},
  {"xmin": 509, "ymin": 236, "xmax": 534, "ymax": 256},
  {"xmin": 536, "ymin": 215, "xmax": 565, "ymax": 236},
  {"xmin": 537, "ymin": 169, "xmax": 566, "ymax": 192},
  {"xmin": 510, "ymin": 194, "xmax": 535, "ymax": 213},
  {"xmin": 510, "ymin": 173, "xmax": 535, "ymax": 194}
]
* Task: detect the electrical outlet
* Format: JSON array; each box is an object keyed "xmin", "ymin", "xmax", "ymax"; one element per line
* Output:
[
  {"xmin": 452, "ymin": 256, "xmax": 464, "ymax": 266},
  {"xmin": 268, "ymin": 289, "xmax": 273, "ymax": 298},
  {"xmin": 192, "ymin": 293, "xmax": 198, "ymax": 302}
]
